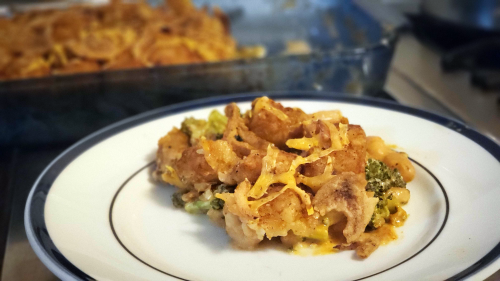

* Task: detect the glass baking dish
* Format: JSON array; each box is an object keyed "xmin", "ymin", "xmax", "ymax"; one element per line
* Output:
[{"xmin": 0, "ymin": 0, "xmax": 398, "ymax": 146}]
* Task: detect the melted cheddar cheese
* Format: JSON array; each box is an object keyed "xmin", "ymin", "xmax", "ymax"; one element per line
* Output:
[
  {"xmin": 254, "ymin": 96, "xmax": 289, "ymax": 121},
  {"xmin": 161, "ymin": 165, "xmax": 187, "ymax": 189}
]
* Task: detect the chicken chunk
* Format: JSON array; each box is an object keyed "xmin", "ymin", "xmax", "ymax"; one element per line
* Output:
[
  {"xmin": 312, "ymin": 173, "xmax": 370, "ymax": 243},
  {"xmin": 354, "ymin": 224, "xmax": 397, "ymax": 258}
]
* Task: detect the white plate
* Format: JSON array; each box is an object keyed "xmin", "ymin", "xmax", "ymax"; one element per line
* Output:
[{"xmin": 25, "ymin": 93, "xmax": 500, "ymax": 281}]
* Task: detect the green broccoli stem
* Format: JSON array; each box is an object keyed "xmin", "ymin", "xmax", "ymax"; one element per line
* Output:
[{"xmin": 185, "ymin": 200, "xmax": 212, "ymax": 214}]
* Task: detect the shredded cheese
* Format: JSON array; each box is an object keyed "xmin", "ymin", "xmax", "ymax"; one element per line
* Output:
[
  {"xmin": 338, "ymin": 123, "xmax": 349, "ymax": 146},
  {"xmin": 291, "ymin": 239, "xmax": 339, "ymax": 256},
  {"xmin": 217, "ymin": 116, "xmax": 351, "ymax": 217},
  {"xmin": 324, "ymin": 121, "xmax": 349, "ymax": 150},
  {"xmin": 254, "ymin": 96, "xmax": 289, "ymax": 121},
  {"xmin": 297, "ymin": 157, "xmax": 335, "ymax": 193},
  {"xmin": 161, "ymin": 165, "xmax": 187, "ymax": 188},
  {"xmin": 200, "ymin": 137, "xmax": 238, "ymax": 175},
  {"xmin": 285, "ymin": 136, "xmax": 319, "ymax": 150},
  {"xmin": 309, "ymin": 110, "xmax": 343, "ymax": 122},
  {"xmin": 246, "ymin": 145, "xmax": 314, "ymax": 215}
]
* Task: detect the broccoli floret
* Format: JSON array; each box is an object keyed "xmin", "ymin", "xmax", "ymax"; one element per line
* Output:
[
  {"xmin": 365, "ymin": 158, "xmax": 405, "ymax": 197},
  {"xmin": 214, "ymin": 184, "xmax": 235, "ymax": 194},
  {"xmin": 181, "ymin": 117, "xmax": 207, "ymax": 145},
  {"xmin": 184, "ymin": 200, "xmax": 212, "ymax": 214},
  {"xmin": 371, "ymin": 200, "xmax": 390, "ymax": 228},
  {"xmin": 210, "ymin": 198, "xmax": 225, "ymax": 210},
  {"xmin": 173, "ymin": 184, "xmax": 235, "ymax": 214},
  {"xmin": 171, "ymin": 191, "xmax": 186, "ymax": 208},
  {"xmin": 365, "ymin": 159, "xmax": 407, "ymax": 229},
  {"xmin": 206, "ymin": 110, "xmax": 228, "ymax": 138},
  {"xmin": 210, "ymin": 184, "xmax": 235, "ymax": 210},
  {"xmin": 180, "ymin": 110, "xmax": 228, "ymax": 145}
]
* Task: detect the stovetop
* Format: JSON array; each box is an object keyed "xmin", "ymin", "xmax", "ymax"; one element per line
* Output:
[
  {"xmin": 386, "ymin": 33, "xmax": 500, "ymax": 144},
  {"xmin": 1, "ymin": 147, "xmax": 63, "ymax": 280}
]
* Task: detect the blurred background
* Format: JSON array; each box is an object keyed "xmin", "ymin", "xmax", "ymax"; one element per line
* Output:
[{"xmin": 0, "ymin": 0, "xmax": 499, "ymax": 280}]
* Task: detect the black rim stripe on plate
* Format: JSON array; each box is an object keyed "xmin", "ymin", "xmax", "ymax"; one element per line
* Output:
[
  {"xmin": 108, "ymin": 159, "xmax": 449, "ymax": 281},
  {"xmin": 27, "ymin": 92, "xmax": 500, "ymax": 281},
  {"xmin": 108, "ymin": 161, "xmax": 189, "ymax": 281}
]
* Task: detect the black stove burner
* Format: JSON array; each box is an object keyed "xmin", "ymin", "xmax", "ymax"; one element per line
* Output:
[
  {"xmin": 409, "ymin": 14, "xmax": 500, "ymax": 91},
  {"xmin": 442, "ymin": 39, "xmax": 500, "ymax": 91}
]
